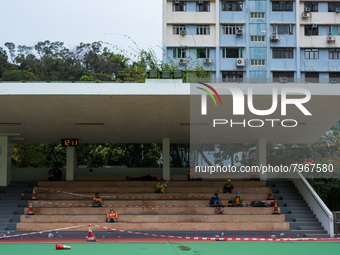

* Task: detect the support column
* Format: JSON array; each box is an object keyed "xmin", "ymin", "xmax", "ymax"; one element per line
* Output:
[
  {"xmin": 0, "ymin": 136, "xmax": 11, "ymax": 187},
  {"xmin": 256, "ymin": 138, "xmax": 267, "ymax": 181},
  {"xmin": 162, "ymin": 138, "xmax": 170, "ymax": 181},
  {"xmin": 66, "ymin": 147, "xmax": 76, "ymax": 181}
]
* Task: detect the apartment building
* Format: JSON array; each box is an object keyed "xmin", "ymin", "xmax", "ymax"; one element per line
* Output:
[{"xmin": 162, "ymin": 0, "xmax": 340, "ymax": 82}]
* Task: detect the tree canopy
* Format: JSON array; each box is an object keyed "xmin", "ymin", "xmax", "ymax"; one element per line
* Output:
[{"xmin": 0, "ymin": 40, "xmax": 212, "ymax": 82}]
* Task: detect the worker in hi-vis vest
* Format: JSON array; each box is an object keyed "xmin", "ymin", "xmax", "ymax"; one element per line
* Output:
[
  {"xmin": 233, "ymin": 192, "xmax": 243, "ymax": 207},
  {"xmin": 106, "ymin": 208, "xmax": 118, "ymax": 223},
  {"xmin": 156, "ymin": 179, "xmax": 167, "ymax": 193}
]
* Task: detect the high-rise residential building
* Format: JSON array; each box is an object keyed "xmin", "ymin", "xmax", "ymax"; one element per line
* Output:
[{"xmin": 162, "ymin": 0, "xmax": 340, "ymax": 82}]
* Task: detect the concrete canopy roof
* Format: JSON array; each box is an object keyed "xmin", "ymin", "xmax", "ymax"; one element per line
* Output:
[{"xmin": 0, "ymin": 80, "xmax": 339, "ymax": 144}]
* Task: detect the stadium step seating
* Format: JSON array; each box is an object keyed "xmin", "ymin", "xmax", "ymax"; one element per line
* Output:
[{"xmin": 13, "ymin": 179, "xmax": 330, "ymax": 237}]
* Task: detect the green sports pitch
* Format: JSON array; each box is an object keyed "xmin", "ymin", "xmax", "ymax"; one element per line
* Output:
[{"xmin": 0, "ymin": 242, "xmax": 339, "ymax": 255}]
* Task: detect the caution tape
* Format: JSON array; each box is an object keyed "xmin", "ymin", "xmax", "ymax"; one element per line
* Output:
[
  {"xmin": 32, "ymin": 200, "xmax": 210, "ymax": 208},
  {"xmin": 32, "ymin": 200, "xmax": 273, "ymax": 208},
  {"xmin": 90, "ymin": 224, "xmax": 340, "ymax": 242},
  {"xmin": 0, "ymin": 225, "xmax": 85, "ymax": 239},
  {"xmin": 2, "ymin": 223, "xmax": 338, "ymax": 242},
  {"xmin": 35, "ymin": 187, "xmax": 210, "ymax": 199},
  {"xmin": 35, "ymin": 187, "xmax": 270, "ymax": 200}
]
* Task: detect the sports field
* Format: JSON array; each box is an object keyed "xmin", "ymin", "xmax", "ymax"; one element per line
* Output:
[{"xmin": 0, "ymin": 241, "xmax": 339, "ymax": 255}]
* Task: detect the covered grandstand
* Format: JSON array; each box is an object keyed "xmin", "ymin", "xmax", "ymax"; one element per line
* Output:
[{"xmin": 0, "ymin": 80, "xmax": 339, "ymax": 238}]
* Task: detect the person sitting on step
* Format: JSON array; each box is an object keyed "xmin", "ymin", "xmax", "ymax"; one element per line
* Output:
[
  {"xmin": 155, "ymin": 179, "xmax": 167, "ymax": 193},
  {"xmin": 223, "ymin": 179, "xmax": 234, "ymax": 193},
  {"xmin": 210, "ymin": 193, "xmax": 223, "ymax": 207},
  {"xmin": 92, "ymin": 192, "xmax": 102, "ymax": 207},
  {"xmin": 106, "ymin": 208, "xmax": 118, "ymax": 223},
  {"xmin": 233, "ymin": 192, "xmax": 243, "ymax": 207}
]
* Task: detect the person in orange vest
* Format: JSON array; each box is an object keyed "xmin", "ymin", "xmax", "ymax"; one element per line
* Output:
[
  {"xmin": 106, "ymin": 208, "xmax": 118, "ymax": 223},
  {"xmin": 92, "ymin": 193, "xmax": 102, "ymax": 207},
  {"xmin": 233, "ymin": 192, "xmax": 243, "ymax": 207}
]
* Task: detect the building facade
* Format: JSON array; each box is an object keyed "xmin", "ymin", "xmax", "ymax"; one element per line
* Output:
[{"xmin": 162, "ymin": 0, "xmax": 340, "ymax": 82}]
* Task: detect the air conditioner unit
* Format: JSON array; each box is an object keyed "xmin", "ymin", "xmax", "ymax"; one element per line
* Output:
[
  {"xmin": 330, "ymin": 78, "xmax": 337, "ymax": 84},
  {"xmin": 175, "ymin": 0, "xmax": 180, "ymax": 4},
  {"xmin": 305, "ymin": 7, "xmax": 311, "ymax": 12},
  {"xmin": 279, "ymin": 77, "xmax": 288, "ymax": 83},
  {"xmin": 271, "ymin": 34, "xmax": 279, "ymax": 41},
  {"xmin": 198, "ymin": 0, "xmax": 204, "ymax": 4},
  {"xmin": 336, "ymin": 8, "xmax": 340, "ymax": 13},
  {"xmin": 179, "ymin": 58, "xmax": 187, "ymax": 65},
  {"xmin": 180, "ymin": 30, "xmax": 186, "ymax": 35},
  {"xmin": 302, "ymin": 12, "xmax": 311, "ymax": 19},
  {"xmin": 204, "ymin": 58, "xmax": 212, "ymax": 64},
  {"xmin": 312, "ymin": 24, "xmax": 318, "ymax": 28},
  {"xmin": 236, "ymin": 28, "xmax": 243, "ymax": 35},
  {"xmin": 327, "ymin": 36, "xmax": 336, "ymax": 42},
  {"xmin": 236, "ymin": 58, "xmax": 245, "ymax": 67}
]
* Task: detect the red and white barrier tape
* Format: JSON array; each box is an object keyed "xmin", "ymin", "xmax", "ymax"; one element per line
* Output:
[
  {"xmin": 90, "ymin": 224, "xmax": 339, "ymax": 242},
  {"xmin": 36, "ymin": 187, "xmax": 210, "ymax": 199},
  {"xmin": 2, "ymin": 223, "xmax": 337, "ymax": 242},
  {"xmin": 32, "ymin": 200, "xmax": 210, "ymax": 208},
  {"xmin": 32, "ymin": 200, "xmax": 273, "ymax": 208},
  {"xmin": 35, "ymin": 187, "xmax": 270, "ymax": 200},
  {"xmin": 0, "ymin": 225, "xmax": 85, "ymax": 239}
]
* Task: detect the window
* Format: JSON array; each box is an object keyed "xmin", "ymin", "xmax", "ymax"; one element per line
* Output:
[
  {"xmin": 272, "ymin": 25, "xmax": 293, "ymax": 35},
  {"xmin": 272, "ymin": 1, "xmax": 293, "ymax": 12},
  {"xmin": 196, "ymin": 25, "xmax": 210, "ymax": 35},
  {"xmin": 250, "ymin": 12, "xmax": 265, "ymax": 18},
  {"xmin": 273, "ymin": 48, "xmax": 294, "ymax": 59},
  {"xmin": 222, "ymin": 1, "xmax": 243, "ymax": 11},
  {"xmin": 304, "ymin": 2, "xmax": 318, "ymax": 12},
  {"xmin": 251, "ymin": 36, "xmax": 265, "ymax": 41},
  {"xmin": 197, "ymin": 48, "xmax": 210, "ymax": 58},
  {"xmin": 328, "ymin": 2, "xmax": 340, "ymax": 12},
  {"xmin": 173, "ymin": 48, "xmax": 186, "ymax": 58},
  {"xmin": 173, "ymin": 25, "xmax": 186, "ymax": 35},
  {"xmin": 305, "ymin": 72, "xmax": 319, "ymax": 83},
  {"xmin": 328, "ymin": 25, "xmax": 340, "ymax": 36},
  {"xmin": 304, "ymin": 49, "xmax": 319, "ymax": 59},
  {"xmin": 222, "ymin": 71, "xmax": 243, "ymax": 82},
  {"xmin": 329, "ymin": 49, "xmax": 340, "ymax": 59},
  {"xmin": 329, "ymin": 72, "xmax": 340, "ymax": 83},
  {"xmin": 173, "ymin": 1, "xmax": 187, "ymax": 11},
  {"xmin": 251, "ymin": 59, "xmax": 266, "ymax": 66},
  {"xmin": 197, "ymin": 1, "xmax": 210, "ymax": 12},
  {"xmin": 305, "ymin": 25, "xmax": 318, "ymax": 36},
  {"xmin": 222, "ymin": 48, "xmax": 243, "ymax": 58},
  {"xmin": 222, "ymin": 25, "xmax": 242, "ymax": 35},
  {"xmin": 273, "ymin": 72, "xmax": 294, "ymax": 82}
]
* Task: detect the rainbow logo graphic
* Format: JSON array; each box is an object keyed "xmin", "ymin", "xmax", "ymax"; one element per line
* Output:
[{"xmin": 197, "ymin": 83, "xmax": 223, "ymax": 106}]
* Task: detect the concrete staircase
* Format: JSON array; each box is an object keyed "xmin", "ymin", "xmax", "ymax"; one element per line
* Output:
[
  {"xmin": 269, "ymin": 180, "xmax": 329, "ymax": 237},
  {"xmin": 0, "ymin": 183, "xmax": 32, "ymax": 232}
]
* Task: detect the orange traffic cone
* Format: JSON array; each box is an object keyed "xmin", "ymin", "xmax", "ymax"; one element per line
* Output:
[
  {"xmin": 268, "ymin": 187, "xmax": 274, "ymax": 200},
  {"xmin": 273, "ymin": 200, "xmax": 280, "ymax": 215},
  {"xmin": 56, "ymin": 243, "xmax": 71, "ymax": 250},
  {"xmin": 87, "ymin": 225, "xmax": 96, "ymax": 242},
  {"xmin": 31, "ymin": 187, "xmax": 37, "ymax": 200},
  {"xmin": 27, "ymin": 201, "xmax": 34, "ymax": 215}
]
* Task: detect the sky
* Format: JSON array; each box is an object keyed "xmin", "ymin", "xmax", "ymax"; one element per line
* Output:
[{"xmin": 0, "ymin": 0, "xmax": 163, "ymax": 59}]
